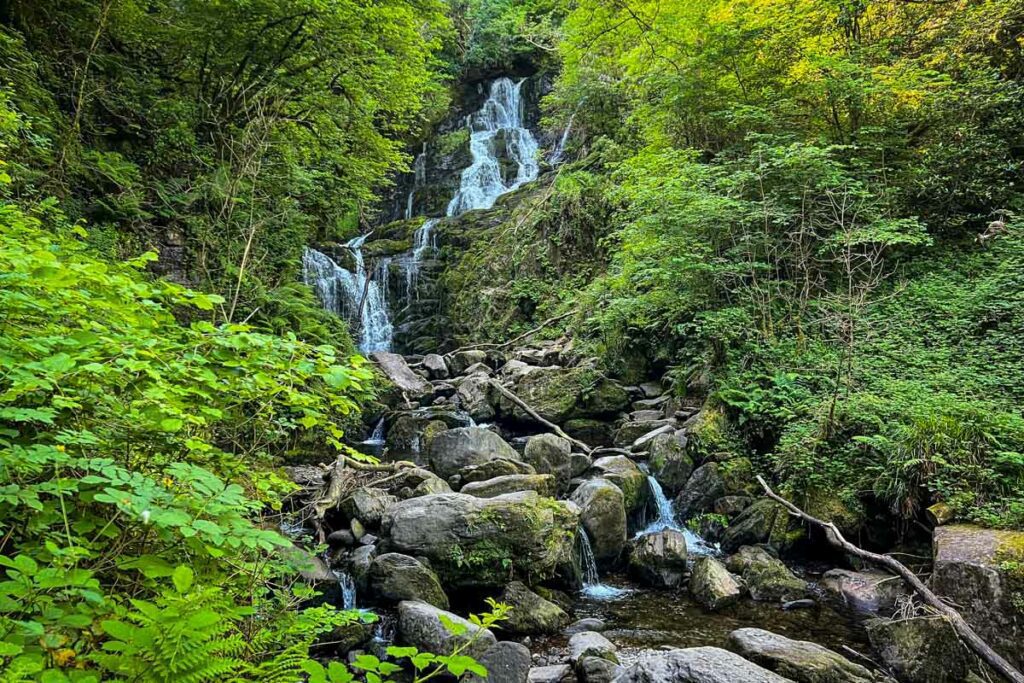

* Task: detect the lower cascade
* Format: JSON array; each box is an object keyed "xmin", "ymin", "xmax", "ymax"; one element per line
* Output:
[
  {"xmin": 638, "ymin": 469, "xmax": 720, "ymax": 556},
  {"xmin": 577, "ymin": 527, "xmax": 629, "ymax": 600}
]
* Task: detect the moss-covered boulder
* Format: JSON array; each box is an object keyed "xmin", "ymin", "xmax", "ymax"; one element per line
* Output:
[
  {"xmin": 728, "ymin": 628, "xmax": 879, "ymax": 683},
  {"xmin": 523, "ymin": 433, "xmax": 573, "ymax": 491},
  {"xmin": 727, "ymin": 546, "xmax": 808, "ymax": 603},
  {"xmin": 382, "ymin": 491, "xmax": 578, "ymax": 587},
  {"xmin": 460, "ymin": 473, "xmax": 556, "ymax": 499},
  {"xmin": 719, "ymin": 498, "xmax": 792, "ymax": 553},
  {"xmin": 570, "ymin": 479, "xmax": 627, "ymax": 562},
  {"xmin": 505, "ymin": 366, "xmax": 629, "ymax": 424},
  {"xmin": 498, "ymin": 581, "xmax": 570, "ymax": 635},
  {"xmin": 866, "ymin": 617, "xmax": 973, "ymax": 683},
  {"xmin": 689, "ymin": 556, "xmax": 743, "ymax": 610},
  {"xmin": 648, "ymin": 432, "xmax": 694, "ymax": 495},
  {"xmin": 368, "ymin": 553, "xmax": 449, "ymax": 609},
  {"xmin": 628, "ymin": 529, "xmax": 688, "ymax": 588},
  {"xmin": 589, "ymin": 455, "xmax": 647, "ymax": 515},
  {"xmin": 426, "ymin": 426, "xmax": 522, "ymax": 480},
  {"xmin": 675, "ymin": 463, "xmax": 726, "ymax": 520}
]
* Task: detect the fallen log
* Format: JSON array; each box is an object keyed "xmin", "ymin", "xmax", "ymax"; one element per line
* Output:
[
  {"xmin": 756, "ymin": 475, "xmax": 1024, "ymax": 683},
  {"xmin": 488, "ymin": 379, "xmax": 592, "ymax": 454},
  {"xmin": 451, "ymin": 311, "xmax": 575, "ymax": 353}
]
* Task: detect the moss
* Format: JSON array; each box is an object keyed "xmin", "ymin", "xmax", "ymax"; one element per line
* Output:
[
  {"xmin": 362, "ymin": 238, "xmax": 412, "ymax": 257},
  {"xmin": 433, "ymin": 128, "xmax": 470, "ymax": 158}
]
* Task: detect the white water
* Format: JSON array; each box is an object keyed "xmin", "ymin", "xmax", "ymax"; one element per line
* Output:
[
  {"xmin": 549, "ymin": 111, "xmax": 576, "ymax": 165},
  {"xmin": 578, "ymin": 528, "xmax": 629, "ymax": 600},
  {"xmin": 362, "ymin": 418, "xmax": 386, "ymax": 446},
  {"xmin": 401, "ymin": 218, "xmax": 439, "ymax": 299},
  {"xmin": 636, "ymin": 473, "xmax": 720, "ymax": 556},
  {"xmin": 335, "ymin": 569, "xmax": 357, "ymax": 610}
]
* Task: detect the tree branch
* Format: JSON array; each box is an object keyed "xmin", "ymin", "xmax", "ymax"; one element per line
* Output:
[{"xmin": 489, "ymin": 380, "xmax": 592, "ymax": 454}]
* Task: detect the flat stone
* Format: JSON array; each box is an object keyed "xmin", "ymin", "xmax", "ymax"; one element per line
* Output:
[
  {"xmin": 569, "ymin": 631, "xmax": 618, "ymax": 665},
  {"xmin": 821, "ymin": 569, "xmax": 907, "ymax": 615},
  {"xmin": 370, "ymin": 351, "xmax": 433, "ymax": 397},
  {"xmin": 729, "ymin": 627, "xmax": 876, "ymax": 683},
  {"xmin": 614, "ymin": 646, "xmax": 792, "ymax": 682},
  {"xmin": 460, "ymin": 473, "xmax": 556, "ymax": 499},
  {"xmin": 528, "ymin": 664, "xmax": 574, "ymax": 683}
]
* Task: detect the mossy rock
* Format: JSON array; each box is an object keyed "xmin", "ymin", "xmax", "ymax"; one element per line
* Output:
[
  {"xmin": 685, "ymin": 406, "xmax": 742, "ymax": 461},
  {"xmin": 506, "ymin": 366, "xmax": 629, "ymax": 424},
  {"xmin": 362, "ymin": 238, "xmax": 413, "ymax": 257}
]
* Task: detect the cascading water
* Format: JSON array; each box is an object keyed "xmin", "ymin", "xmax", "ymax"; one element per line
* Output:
[
  {"xmin": 401, "ymin": 218, "xmax": 439, "ymax": 299},
  {"xmin": 636, "ymin": 470, "xmax": 719, "ymax": 556},
  {"xmin": 362, "ymin": 418, "xmax": 386, "ymax": 446},
  {"xmin": 405, "ymin": 143, "xmax": 427, "ymax": 220},
  {"xmin": 549, "ymin": 110, "xmax": 576, "ymax": 165},
  {"xmin": 334, "ymin": 569, "xmax": 357, "ymax": 610},
  {"xmin": 577, "ymin": 528, "xmax": 629, "ymax": 600}
]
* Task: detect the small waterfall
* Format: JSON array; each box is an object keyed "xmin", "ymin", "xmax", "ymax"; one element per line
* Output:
[
  {"xmin": 362, "ymin": 418, "xmax": 385, "ymax": 445},
  {"xmin": 549, "ymin": 111, "xmax": 576, "ymax": 165},
  {"xmin": 405, "ymin": 143, "xmax": 427, "ymax": 220},
  {"xmin": 637, "ymin": 472, "xmax": 719, "ymax": 556},
  {"xmin": 401, "ymin": 218, "xmax": 439, "ymax": 299},
  {"xmin": 577, "ymin": 528, "xmax": 629, "ymax": 600},
  {"xmin": 335, "ymin": 570, "xmax": 357, "ymax": 610}
]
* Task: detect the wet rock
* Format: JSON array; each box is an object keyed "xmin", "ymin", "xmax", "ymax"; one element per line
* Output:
[
  {"xmin": 370, "ymin": 352, "xmax": 433, "ymax": 398},
  {"xmin": 674, "ymin": 463, "xmax": 725, "ymax": 519},
  {"xmin": 628, "ymin": 529, "xmax": 688, "ymax": 588},
  {"xmin": 614, "ymin": 646, "xmax": 792, "ymax": 682},
  {"xmin": 427, "ymin": 426, "xmax": 523, "ymax": 480},
  {"xmin": 382, "ymin": 492, "xmax": 578, "ymax": 586},
  {"xmin": 341, "ymin": 487, "xmax": 398, "ymax": 529},
  {"xmin": 456, "ymin": 373, "xmax": 497, "ymax": 421},
  {"xmin": 729, "ymin": 627, "xmax": 877, "ymax": 683},
  {"xmin": 569, "ymin": 632, "xmax": 618, "ymax": 665},
  {"xmin": 566, "ymin": 618, "xmax": 606, "ymax": 635},
  {"xmin": 563, "ymin": 419, "xmax": 615, "ymax": 447},
  {"xmin": 328, "ymin": 529, "xmax": 356, "ymax": 547},
  {"xmin": 507, "ymin": 366, "xmax": 629, "ymax": 424},
  {"xmin": 499, "ymin": 581, "xmax": 570, "ymax": 635},
  {"xmin": 423, "ymin": 353, "xmax": 449, "ymax": 379},
  {"xmin": 613, "ymin": 420, "xmax": 672, "ymax": 448},
  {"xmin": 820, "ymin": 569, "xmax": 907, "ymax": 616},
  {"xmin": 529, "ymin": 664, "xmax": 575, "ymax": 683},
  {"xmin": 461, "ymin": 473, "xmax": 557, "ymax": 499},
  {"xmin": 570, "ymin": 453, "xmax": 593, "ymax": 478},
  {"xmin": 648, "ymin": 432, "xmax": 694, "ymax": 495},
  {"xmin": 689, "ymin": 556, "xmax": 742, "ymax": 610},
  {"xmin": 589, "ymin": 455, "xmax": 647, "ymax": 515},
  {"xmin": 398, "ymin": 600, "xmax": 496, "ymax": 661},
  {"xmin": 570, "ymin": 479, "xmax": 627, "ymax": 562},
  {"xmin": 524, "ymin": 434, "xmax": 573, "ymax": 491},
  {"xmin": 713, "ymin": 496, "xmax": 754, "ymax": 517},
  {"xmin": 468, "ymin": 641, "xmax": 532, "ymax": 683},
  {"xmin": 369, "ymin": 553, "xmax": 448, "ymax": 609},
  {"xmin": 719, "ymin": 498, "xmax": 788, "ymax": 553},
  {"xmin": 727, "ymin": 546, "xmax": 808, "ymax": 603},
  {"xmin": 865, "ymin": 617, "xmax": 972, "ymax": 683},
  {"xmin": 348, "ymin": 545, "xmax": 376, "ymax": 590},
  {"xmin": 631, "ymin": 423, "xmax": 677, "ymax": 450},
  {"xmin": 580, "ymin": 656, "xmax": 623, "ymax": 683},
  {"xmin": 449, "ymin": 349, "xmax": 488, "ymax": 375}
]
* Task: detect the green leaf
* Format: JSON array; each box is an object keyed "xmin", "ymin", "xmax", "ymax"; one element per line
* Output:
[
  {"xmin": 159, "ymin": 418, "xmax": 184, "ymax": 433},
  {"xmin": 171, "ymin": 565, "xmax": 194, "ymax": 593}
]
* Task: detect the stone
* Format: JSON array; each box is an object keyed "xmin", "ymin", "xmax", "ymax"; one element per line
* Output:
[
  {"xmin": 566, "ymin": 618, "xmax": 606, "ymax": 635},
  {"xmin": 427, "ymin": 427, "xmax": 523, "ymax": 480},
  {"xmin": 457, "ymin": 373, "xmax": 497, "ymax": 421},
  {"xmin": 423, "ymin": 353, "xmax": 449, "ymax": 379},
  {"xmin": 628, "ymin": 529, "xmax": 688, "ymax": 588},
  {"xmin": 382, "ymin": 492, "xmax": 578, "ymax": 586},
  {"xmin": 570, "ymin": 479, "xmax": 627, "ymax": 562},
  {"xmin": 727, "ymin": 546, "xmax": 808, "ymax": 603},
  {"xmin": 930, "ymin": 524, "xmax": 1024, "ymax": 668},
  {"xmin": 563, "ymin": 419, "xmax": 614, "ymax": 447},
  {"xmin": 613, "ymin": 420, "xmax": 672, "ymax": 447},
  {"xmin": 341, "ymin": 487, "xmax": 398, "ymax": 529},
  {"xmin": 468, "ymin": 641, "xmax": 532, "ymax": 683},
  {"xmin": 449, "ymin": 349, "xmax": 488, "ymax": 375},
  {"xmin": 327, "ymin": 529, "xmax": 356, "ymax": 547},
  {"xmin": 631, "ymin": 423, "xmax": 677, "ymax": 450},
  {"xmin": 461, "ymin": 473, "xmax": 556, "ymax": 499},
  {"xmin": 457, "ymin": 458, "xmax": 537, "ymax": 487},
  {"xmin": 689, "ymin": 556, "xmax": 742, "ymax": 610},
  {"xmin": 350, "ymin": 518, "xmax": 365, "ymax": 540},
  {"xmin": 348, "ymin": 545, "xmax": 376, "ymax": 590},
  {"xmin": 529, "ymin": 664, "xmax": 575, "ymax": 683},
  {"xmin": 639, "ymin": 381, "xmax": 663, "ymax": 398},
  {"xmin": 647, "ymin": 432, "xmax": 694, "ymax": 495},
  {"xmin": 368, "ymin": 553, "xmax": 448, "ymax": 609},
  {"xmin": 729, "ymin": 628, "xmax": 877, "ymax": 683},
  {"xmin": 580, "ymin": 656, "xmax": 623, "ymax": 683},
  {"xmin": 569, "ymin": 632, "xmax": 618, "ymax": 665},
  {"xmin": 397, "ymin": 600, "xmax": 497, "ymax": 661},
  {"xmin": 507, "ymin": 366, "xmax": 630, "ymax": 424},
  {"xmin": 720, "ymin": 498, "xmax": 789, "ymax": 553},
  {"xmin": 370, "ymin": 352, "xmax": 433, "ymax": 398},
  {"xmin": 589, "ymin": 455, "xmax": 647, "ymax": 514},
  {"xmin": 387, "ymin": 467, "xmax": 452, "ymax": 498},
  {"xmin": 463, "ymin": 362, "xmax": 494, "ymax": 376},
  {"xmin": 820, "ymin": 569, "xmax": 907, "ymax": 616},
  {"xmin": 674, "ymin": 463, "xmax": 725, "ymax": 519},
  {"xmin": 523, "ymin": 434, "xmax": 573, "ymax": 491},
  {"xmin": 499, "ymin": 581, "xmax": 570, "ymax": 635},
  {"xmin": 713, "ymin": 496, "xmax": 753, "ymax": 517},
  {"xmin": 570, "ymin": 453, "xmax": 593, "ymax": 478},
  {"xmin": 613, "ymin": 646, "xmax": 792, "ymax": 682},
  {"xmin": 866, "ymin": 617, "xmax": 972, "ymax": 683},
  {"xmin": 630, "ymin": 409, "xmax": 665, "ymax": 422}
]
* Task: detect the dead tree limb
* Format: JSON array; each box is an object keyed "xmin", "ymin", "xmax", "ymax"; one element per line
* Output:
[
  {"xmin": 756, "ymin": 475, "xmax": 1024, "ymax": 683},
  {"xmin": 488, "ymin": 380, "xmax": 592, "ymax": 454},
  {"xmin": 452, "ymin": 311, "xmax": 575, "ymax": 353}
]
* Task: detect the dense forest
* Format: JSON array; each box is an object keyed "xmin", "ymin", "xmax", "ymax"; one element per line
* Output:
[{"xmin": 1, "ymin": 0, "xmax": 1023, "ymax": 681}]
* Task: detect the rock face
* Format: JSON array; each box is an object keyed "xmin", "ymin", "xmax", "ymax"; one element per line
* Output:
[
  {"xmin": 719, "ymin": 498, "xmax": 788, "ymax": 552},
  {"xmin": 427, "ymin": 427, "xmax": 523, "ymax": 480},
  {"xmin": 589, "ymin": 455, "xmax": 647, "ymax": 514},
  {"xmin": 371, "ymin": 352, "xmax": 433, "ymax": 398},
  {"xmin": 674, "ymin": 463, "xmax": 725, "ymax": 519},
  {"xmin": 647, "ymin": 432, "xmax": 693, "ymax": 495},
  {"xmin": 930, "ymin": 524, "xmax": 1024, "ymax": 668},
  {"xmin": 499, "ymin": 581, "xmax": 570, "ymax": 635},
  {"xmin": 341, "ymin": 487, "xmax": 398, "ymax": 529},
  {"xmin": 570, "ymin": 479, "xmax": 627, "ymax": 562},
  {"xmin": 728, "ymin": 628, "xmax": 877, "ymax": 683},
  {"xmin": 865, "ymin": 617, "xmax": 972, "ymax": 683},
  {"xmin": 727, "ymin": 546, "xmax": 808, "ymax": 603},
  {"xmin": 628, "ymin": 529, "xmax": 688, "ymax": 588},
  {"xmin": 613, "ymin": 647, "xmax": 793, "ymax": 682},
  {"xmin": 820, "ymin": 569, "xmax": 906, "ymax": 616},
  {"xmin": 397, "ymin": 600, "xmax": 496, "ymax": 661},
  {"xmin": 460, "ymin": 473, "xmax": 556, "ymax": 499},
  {"xmin": 523, "ymin": 433, "xmax": 573, "ymax": 491},
  {"xmin": 689, "ymin": 556, "xmax": 742, "ymax": 610},
  {"xmin": 468, "ymin": 641, "xmax": 532, "ymax": 683},
  {"xmin": 506, "ymin": 366, "xmax": 630, "ymax": 424},
  {"xmin": 382, "ymin": 491, "xmax": 578, "ymax": 586},
  {"xmin": 368, "ymin": 553, "xmax": 448, "ymax": 608}
]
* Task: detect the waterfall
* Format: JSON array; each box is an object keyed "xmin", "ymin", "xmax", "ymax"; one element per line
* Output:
[
  {"xmin": 577, "ymin": 528, "xmax": 628, "ymax": 600},
  {"xmin": 405, "ymin": 143, "xmax": 427, "ymax": 220},
  {"xmin": 549, "ymin": 111, "xmax": 576, "ymax": 165},
  {"xmin": 401, "ymin": 218, "xmax": 439, "ymax": 300},
  {"xmin": 333, "ymin": 569, "xmax": 357, "ymax": 610},
  {"xmin": 636, "ymin": 472, "xmax": 719, "ymax": 556},
  {"xmin": 362, "ymin": 418, "xmax": 385, "ymax": 446}
]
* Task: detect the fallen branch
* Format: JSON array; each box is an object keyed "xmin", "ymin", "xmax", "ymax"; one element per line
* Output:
[
  {"xmin": 756, "ymin": 475, "xmax": 1024, "ymax": 683},
  {"xmin": 451, "ymin": 311, "xmax": 575, "ymax": 353},
  {"xmin": 313, "ymin": 455, "xmax": 413, "ymax": 520},
  {"xmin": 488, "ymin": 380, "xmax": 592, "ymax": 454}
]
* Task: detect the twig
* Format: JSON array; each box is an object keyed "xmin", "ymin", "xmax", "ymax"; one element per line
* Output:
[
  {"xmin": 756, "ymin": 475, "xmax": 1024, "ymax": 683},
  {"xmin": 488, "ymin": 380, "xmax": 592, "ymax": 454}
]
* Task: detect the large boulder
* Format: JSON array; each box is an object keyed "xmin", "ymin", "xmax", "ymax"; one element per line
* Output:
[
  {"xmin": 368, "ymin": 553, "xmax": 448, "ymax": 609},
  {"xmin": 382, "ymin": 492, "xmax": 578, "ymax": 586},
  {"xmin": 674, "ymin": 463, "xmax": 725, "ymax": 519},
  {"xmin": 468, "ymin": 642, "xmax": 532, "ymax": 683},
  {"xmin": 719, "ymin": 498, "xmax": 789, "ymax": 553},
  {"xmin": 563, "ymin": 419, "xmax": 614, "ymax": 447},
  {"xmin": 427, "ymin": 427, "xmax": 522, "ymax": 480},
  {"xmin": 820, "ymin": 569, "xmax": 907, "ymax": 616},
  {"xmin": 727, "ymin": 546, "xmax": 808, "ymax": 603},
  {"xmin": 728, "ymin": 628, "xmax": 878, "ymax": 683},
  {"xmin": 569, "ymin": 632, "xmax": 618, "ymax": 665},
  {"xmin": 341, "ymin": 487, "xmax": 398, "ymax": 529},
  {"xmin": 423, "ymin": 353, "xmax": 449, "ymax": 379},
  {"xmin": 930, "ymin": 524, "xmax": 1024, "ymax": 668},
  {"xmin": 456, "ymin": 373, "xmax": 497, "ymax": 421},
  {"xmin": 865, "ymin": 617, "xmax": 973, "ymax": 683},
  {"xmin": 689, "ymin": 556, "xmax": 742, "ymax": 610},
  {"xmin": 499, "ymin": 581, "xmax": 570, "ymax": 635},
  {"xmin": 397, "ymin": 600, "xmax": 496, "ymax": 661},
  {"xmin": 371, "ymin": 352, "xmax": 433, "ymax": 399},
  {"xmin": 628, "ymin": 529, "xmax": 688, "ymax": 588},
  {"xmin": 448, "ymin": 349, "xmax": 488, "ymax": 375},
  {"xmin": 506, "ymin": 366, "xmax": 630, "ymax": 424},
  {"xmin": 613, "ymin": 647, "xmax": 792, "ymax": 682},
  {"xmin": 579, "ymin": 656, "xmax": 623, "ymax": 683},
  {"xmin": 648, "ymin": 432, "xmax": 693, "ymax": 495},
  {"xmin": 523, "ymin": 434, "xmax": 573, "ymax": 491},
  {"xmin": 589, "ymin": 455, "xmax": 647, "ymax": 514},
  {"xmin": 570, "ymin": 479, "xmax": 627, "ymax": 562},
  {"xmin": 386, "ymin": 467, "xmax": 452, "ymax": 498},
  {"xmin": 461, "ymin": 473, "xmax": 556, "ymax": 499}
]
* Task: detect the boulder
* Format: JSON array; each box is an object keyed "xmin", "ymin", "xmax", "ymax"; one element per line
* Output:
[
  {"xmin": 570, "ymin": 453, "xmax": 593, "ymax": 478},
  {"xmin": 397, "ymin": 600, "xmax": 497, "ymax": 661},
  {"xmin": 728, "ymin": 628, "xmax": 877, "ymax": 683},
  {"xmin": 524, "ymin": 434, "xmax": 573, "ymax": 491},
  {"xmin": 613, "ymin": 647, "xmax": 792, "ymax": 682},
  {"xmin": 368, "ymin": 553, "xmax": 448, "ymax": 608},
  {"xmin": 341, "ymin": 487, "xmax": 398, "ymax": 529},
  {"xmin": 348, "ymin": 545, "xmax": 376, "ymax": 590},
  {"xmin": 382, "ymin": 492, "xmax": 578, "ymax": 586},
  {"xmin": 449, "ymin": 349, "xmax": 488, "ymax": 375},
  {"xmin": 589, "ymin": 455, "xmax": 647, "ymax": 514},
  {"xmin": 499, "ymin": 581, "xmax": 570, "ymax": 635},
  {"xmin": 647, "ymin": 432, "xmax": 693, "ymax": 494},
  {"xmin": 457, "ymin": 458, "xmax": 536, "ymax": 486},
  {"xmin": 456, "ymin": 373, "xmax": 497, "ymax": 421},
  {"xmin": 930, "ymin": 524, "xmax": 1024, "ymax": 668},
  {"xmin": 507, "ymin": 366, "xmax": 630, "ymax": 424},
  {"xmin": 820, "ymin": 569, "xmax": 907, "ymax": 616},
  {"xmin": 423, "ymin": 353, "xmax": 449, "ymax": 379},
  {"xmin": 529, "ymin": 665, "xmax": 575, "ymax": 683},
  {"xmin": 386, "ymin": 467, "xmax": 452, "ymax": 498},
  {"xmin": 427, "ymin": 427, "xmax": 522, "ymax": 480},
  {"xmin": 628, "ymin": 529, "xmax": 688, "ymax": 588},
  {"xmin": 468, "ymin": 641, "xmax": 532, "ymax": 683},
  {"xmin": 570, "ymin": 479, "xmax": 627, "ymax": 562},
  {"xmin": 566, "ymin": 618, "xmax": 606, "ymax": 635},
  {"xmin": 713, "ymin": 496, "xmax": 753, "ymax": 517},
  {"xmin": 613, "ymin": 420, "xmax": 672, "ymax": 448},
  {"xmin": 463, "ymin": 362, "xmax": 494, "ymax": 376},
  {"xmin": 865, "ymin": 617, "xmax": 972, "ymax": 683},
  {"xmin": 727, "ymin": 546, "xmax": 808, "ymax": 602},
  {"xmin": 719, "ymin": 498, "xmax": 789, "ymax": 553},
  {"xmin": 461, "ymin": 473, "xmax": 556, "ymax": 499},
  {"xmin": 569, "ymin": 632, "xmax": 618, "ymax": 665},
  {"xmin": 370, "ymin": 352, "xmax": 433, "ymax": 398},
  {"xmin": 563, "ymin": 419, "xmax": 614, "ymax": 447},
  {"xmin": 689, "ymin": 556, "xmax": 742, "ymax": 610},
  {"xmin": 639, "ymin": 381, "xmax": 663, "ymax": 398},
  {"xmin": 630, "ymin": 409, "xmax": 665, "ymax": 423},
  {"xmin": 674, "ymin": 463, "xmax": 725, "ymax": 519},
  {"xmin": 580, "ymin": 656, "xmax": 623, "ymax": 683}
]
